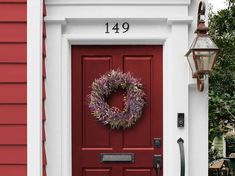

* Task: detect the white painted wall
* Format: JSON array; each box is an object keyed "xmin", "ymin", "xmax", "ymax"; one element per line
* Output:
[
  {"xmin": 44, "ymin": 0, "xmax": 208, "ymax": 176},
  {"xmin": 188, "ymin": 1, "xmax": 209, "ymax": 176},
  {"xmin": 188, "ymin": 85, "xmax": 208, "ymax": 176}
]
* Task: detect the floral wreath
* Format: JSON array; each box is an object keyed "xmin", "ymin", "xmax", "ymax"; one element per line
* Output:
[{"xmin": 88, "ymin": 70, "xmax": 146, "ymax": 129}]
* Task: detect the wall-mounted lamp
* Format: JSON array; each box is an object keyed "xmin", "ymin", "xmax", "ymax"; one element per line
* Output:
[{"xmin": 185, "ymin": 1, "xmax": 220, "ymax": 92}]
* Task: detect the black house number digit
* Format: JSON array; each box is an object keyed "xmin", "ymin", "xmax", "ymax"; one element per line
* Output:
[{"xmin": 105, "ymin": 22, "xmax": 130, "ymax": 34}]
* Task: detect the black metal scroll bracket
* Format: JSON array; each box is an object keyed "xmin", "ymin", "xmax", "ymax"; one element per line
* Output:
[
  {"xmin": 177, "ymin": 138, "xmax": 185, "ymax": 176},
  {"xmin": 197, "ymin": 1, "xmax": 206, "ymax": 26}
]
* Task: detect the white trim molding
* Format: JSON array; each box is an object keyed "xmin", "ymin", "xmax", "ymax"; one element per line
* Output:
[
  {"xmin": 45, "ymin": 1, "xmax": 191, "ymax": 6},
  {"xmin": 44, "ymin": 1, "xmax": 209, "ymax": 176},
  {"xmin": 61, "ymin": 35, "xmax": 167, "ymax": 176},
  {"xmin": 27, "ymin": 0, "xmax": 43, "ymax": 176},
  {"xmin": 44, "ymin": 16, "xmax": 193, "ymax": 25}
]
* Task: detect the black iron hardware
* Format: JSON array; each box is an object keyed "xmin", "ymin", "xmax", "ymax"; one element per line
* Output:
[
  {"xmin": 177, "ymin": 113, "xmax": 185, "ymax": 128},
  {"xmin": 153, "ymin": 154, "xmax": 162, "ymax": 176},
  {"xmin": 177, "ymin": 138, "xmax": 185, "ymax": 176},
  {"xmin": 100, "ymin": 153, "xmax": 134, "ymax": 163},
  {"xmin": 153, "ymin": 138, "xmax": 161, "ymax": 148},
  {"xmin": 197, "ymin": 1, "xmax": 206, "ymax": 26}
]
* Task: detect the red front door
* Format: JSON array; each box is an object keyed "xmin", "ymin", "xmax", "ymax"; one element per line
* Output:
[{"xmin": 72, "ymin": 46, "xmax": 163, "ymax": 176}]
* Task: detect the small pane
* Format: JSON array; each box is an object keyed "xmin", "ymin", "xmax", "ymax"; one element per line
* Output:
[
  {"xmin": 191, "ymin": 36, "xmax": 219, "ymax": 49},
  {"xmin": 187, "ymin": 51, "xmax": 197, "ymax": 76},
  {"xmin": 194, "ymin": 51, "xmax": 217, "ymax": 72}
]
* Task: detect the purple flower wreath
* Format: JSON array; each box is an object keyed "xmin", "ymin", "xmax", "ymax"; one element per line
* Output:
[{"xmin": 88, "ymin": 70, "xmax": 146, "ymax": 129}]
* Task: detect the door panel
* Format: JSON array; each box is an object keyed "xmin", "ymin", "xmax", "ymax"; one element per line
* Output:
[
  {"xmin": 82, "ymin": 57, "xmax": 112, "ymax": 148},
  {"xmin": 83, "ymin": 169, "xmax": 111, "ymax": 176},
  {"xmin": 124, "ymin": 169, "xmax": 152, "ymax": 176},
  {"xmin": 123, "ymin": 56, "xmax": 152, "ymax": 148},
  {"xmin": 72, "ymin": 46, "xmax": 163, "ymax": 176}
]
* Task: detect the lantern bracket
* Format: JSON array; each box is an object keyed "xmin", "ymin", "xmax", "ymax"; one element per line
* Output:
[
  {"xmin": 197, "ymin": 1, "xmax": 206, "ymax": 26},
  {"xmin": 197, "ymin": 74, "xmax": 205, "ymax": 92}
]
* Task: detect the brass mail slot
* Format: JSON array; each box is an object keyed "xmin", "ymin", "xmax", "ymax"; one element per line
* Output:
[{"xmin": 100, "ymin": 153, "xmax": 134, "ymax": 163}]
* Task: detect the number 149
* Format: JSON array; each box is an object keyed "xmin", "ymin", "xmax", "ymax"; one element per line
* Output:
[{"xmin": 105, "ymin": 22, "xmax": 130, "ymax": 34}]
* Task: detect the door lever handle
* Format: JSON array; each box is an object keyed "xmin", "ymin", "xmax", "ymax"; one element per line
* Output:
[
  {"xmin": 153, "ymin": 154, "xmax": 161, "ymax": 176},
  {"xmin": 177, "ymin": 138, "xmax": 185, "ymax": 176}
]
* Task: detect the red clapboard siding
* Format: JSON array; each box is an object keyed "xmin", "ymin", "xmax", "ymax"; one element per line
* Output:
[
  {"xmin": 43, "ymin": 1, "xmax": 47, "ymax": 175},
  {"xmin": 0, "ymin": 84, "xmax": 26, "ymax": 103},
  {"xmin": 43, "ymin": 38, "xmax": 46, "ymax": 57},
  {"xmin": 0, "ymin": 0, "xmax": 26, "ymax": 2},
  {"xmin": 0, "ymin": 4, "xmax": 26, "ymax": 22},
  {"xmin": 0, "ymin": 0, "xmax": 27, "ymax": 175},
  {"xmin": 0, "ymin": 44, "xmax": 26, "ymax": 63},
  {"xmin": 0, "ymin": 125, "xmax": 26, "ymax": 144},
  {"xmin": 42, "ymin": 123, "xmax": 46, "ymax": 142},
  {"xmin": 0, "ymin": 105, "xmax": 26, "ymax": 124},
  {"xmin": 0, "ymin": 23, "xmax": 26, "ymax": 43},
  {"xmin": 43, "ymin": 79, "xmax": 46, "ymax": 100},
  {"xmin": 44, "ymin": 169, "xmax": 47, "ymax": 176},
  {"xmin": 43, "ymin": 58, "xmax": 46, "ymax": 78},
  {"xmin": 0, "ymin": 64, "xmax": 26, "ymax": 83},
  {"xmin": 0, "ymin": 146, "xmax": 26, "ymax": 164},
  {"xmin": 43, "ymin": 24, "xmax": 46, "ymax": 38},
  {"xmin": 42, "ymin": 103, "xmax": 46, "ymax": 121},
  {"xmin": 0, "ymin": 165, "xmax": 26, "ymax": 176},
  {"xmin": 43, "ymin": 145, "xmax": 47, "ymax": 165}
]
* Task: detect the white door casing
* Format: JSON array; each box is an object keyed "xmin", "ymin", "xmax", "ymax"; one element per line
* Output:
[{"xmin": 42, "ymin": 1, "xmax": 209, "ymax": 176}]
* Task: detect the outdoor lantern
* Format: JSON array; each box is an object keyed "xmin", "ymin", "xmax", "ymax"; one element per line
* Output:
[{"xmin": 185, "ymin": 1, "xmax": 220, "ymax": 92}]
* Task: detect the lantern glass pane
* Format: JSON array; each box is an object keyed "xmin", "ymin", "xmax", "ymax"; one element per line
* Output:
[
  {"xmin": 191, "ymin": 36, "xmax": 219, "ymax": 49},
  {"xmin": 186, "ymin": 50, "xmax": 197, "ymax": 76},
  {"xmin": 194, "ymin": 50, "xmax": 217, "ymax": 72}
]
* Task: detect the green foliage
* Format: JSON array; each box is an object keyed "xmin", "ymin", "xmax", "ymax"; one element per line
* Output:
[
  {"xmin": 225, "ymin": 136, "xmax": 235, "ymax": 157},
  {"xmin": 209, "ymin": 148, "xmax": 221, "ymax": 163},
  {"xmin": 208, "ymin": 0, "xmax": 235, "ymax": 160},
  {"xmin": 225, "ymin": 136, "xmax": 235, "ymax": 145}
]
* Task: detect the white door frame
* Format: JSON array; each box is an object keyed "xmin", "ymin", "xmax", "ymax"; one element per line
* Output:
[
  {"xmin": 61, "ymin": 35, "xmax": 167, "ymax": 176},
  {"xmin": 45, "ymin": 15, "xmax": 192, "ymax": 175}
]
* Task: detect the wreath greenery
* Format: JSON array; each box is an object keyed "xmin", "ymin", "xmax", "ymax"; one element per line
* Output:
[{"xmin": 88, "ymin": 70, "xmax": 146, "ymax": 129}]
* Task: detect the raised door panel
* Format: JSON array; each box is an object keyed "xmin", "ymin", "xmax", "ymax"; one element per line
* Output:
[
  {"xmin": 123, "ymin": 56, "xmax": 152, "ymax": 148},
  {"xmin": 82, "ymin": 57, "xmax": 112, "ymax": 148},
  {"xmin": 83, "ymin": 168, "xmax": 111, "ymax": 176},
  {"xmin": 124, "ymin": 169, "xmax": 152, "ymax": 176}
]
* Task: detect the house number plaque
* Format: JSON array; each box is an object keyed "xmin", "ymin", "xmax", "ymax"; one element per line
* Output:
[{"xmin": 105, "ymin": 22, "xmax": 130, "ymax": 34}]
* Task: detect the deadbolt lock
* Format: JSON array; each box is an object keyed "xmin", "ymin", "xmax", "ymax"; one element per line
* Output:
[{"xmin": 153, "ymin": 138, "xmax": 161, "ymax": 148}]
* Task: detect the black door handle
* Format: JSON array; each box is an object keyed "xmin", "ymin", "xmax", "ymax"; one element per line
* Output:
[
  {"xmin": 153, "ymin": 154, "xmax": 161, "ymax": 176},
  {"xmin": 177, "ymin": 138, "xmax": 185, "ymax": 176}
]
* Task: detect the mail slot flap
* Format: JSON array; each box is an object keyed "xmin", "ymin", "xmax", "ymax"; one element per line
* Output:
[{"xmin": 100, "ymin": 153, "xmax": 134, "ymax": 163}]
